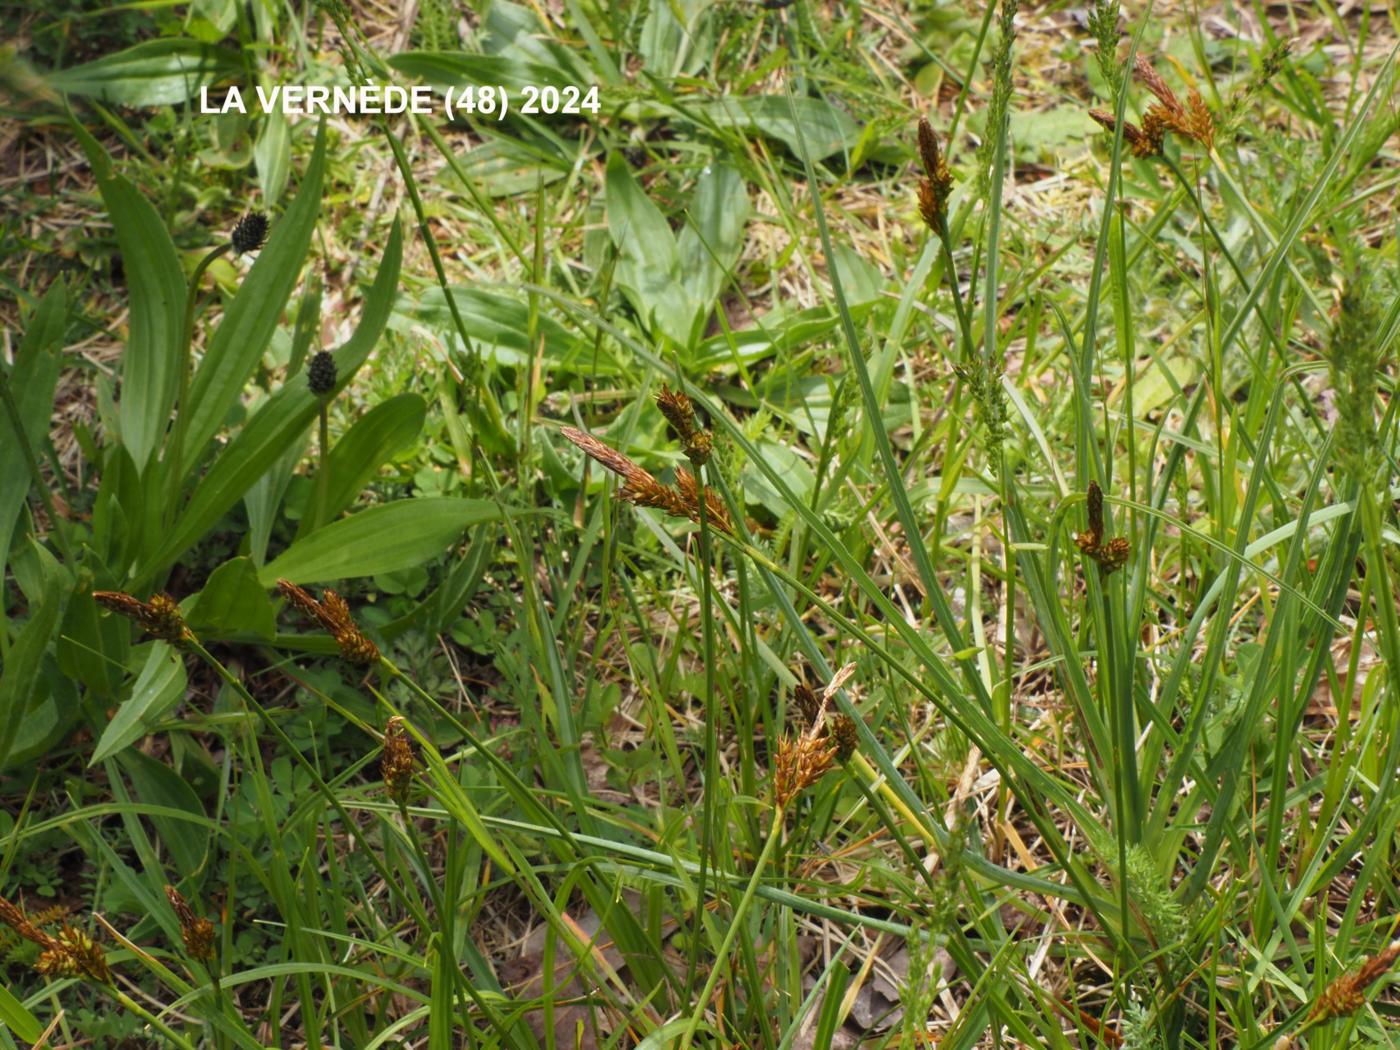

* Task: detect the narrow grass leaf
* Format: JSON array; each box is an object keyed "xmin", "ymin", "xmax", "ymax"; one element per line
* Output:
[
  {"xmin": 0, "ymin": 984, "xmax": 42, "ymax": 1044},
  {"xmin": 0, "ymin": 572, "xmax": 62, "ymax": 768}
]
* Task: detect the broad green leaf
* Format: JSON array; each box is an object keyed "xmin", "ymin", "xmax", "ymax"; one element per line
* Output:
[
  {"xmin": 90, "ymin": 643, "xmax": 187, "ymax": 765},
  {"xmin": 246, "ymin": 276, "xmax": 323, "ymax": 561},
  {"xmin": 57, "ymin": 585, "xmax": 131, "ymax": 699},
  {"xmin": 261, "ymin": 498, "xmax": 507, "ymax": 585},
  {"xmin": 48, "ymin": 39, "xmax": 242, "ymax": 107},
  {"xmin": 0, "ymin": 573, "xmax": 62, "ymax": 768},
  {"xmin": 117, "ymin": 749, "xmax": 209, "ymax": 878},
  {"xmin": 4, "ymin": 656, "xmax": 79, "ymax": 768},
  {"xmin": 606, "ymin": 152, "xmax": 694, "ymax": 345},
  {"xmin": 0, "ymin": 982, "xmax": 42, "ymax": 1042},
  {"xmin": 72, "ymin": 127, "xmax": 184, "ymax": 472},
  {"xmin": 393, "ymin": 286, "xmax": 578, "ymax": 367},
  {"xmin": 741, "ymin": 439, "xmax": 815, "ymax": 517},
  {"xmin": 142, "ymin": 220, "xmax": 402, "ymax": 581},
  {"xmin": 182, "ymin": 120, "xmax": 326, "ymax": 465},
  {"xmin": 689, "ymin": 298, "xmax": 883, "ymax": 373},
  {"xmin": 303, "ymin": 393, "xmax": 425, "ymax": 536},
  {"xmin": 0, "ymin": 281, "xmax": 66, "ymax": 573},
  {"xmin": 186, "ymin": 556, "xmax": 277, "ymax": 640},
  {"xmin": 829, "ymin": 243, "xmax": 885, "ymax": 305},
  {"xmin": 479, "ymin": 0, "xmax": 596, "ymax": 83},
  {"xmin": 698, "ymin": 96, "xmax": 861, "ymax": 162},
  {"xmin": 678, "ymin": 162, "xmax": 749, "ymax": 317}
]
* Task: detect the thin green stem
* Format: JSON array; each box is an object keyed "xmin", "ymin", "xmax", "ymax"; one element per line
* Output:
[
  {"xmin": 310, "ymin": 400, "xmax": 331, "ymax": 533},
  {"xmin": 676, "ymin": 812, "xmax": 784, "ymax": 1050},
  {"xmin": 112, "ymin": 987, "xmax": 198, "ymax": 1050}
]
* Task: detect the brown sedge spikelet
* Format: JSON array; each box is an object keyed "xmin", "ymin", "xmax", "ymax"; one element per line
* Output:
[
  {"xmin": 1306, "ymin": 938, "xmax": 1400, "ymax": 1025},
  {"xmin": 0, "ymin": 896, "xmax": 110, "ymax": 984},
  {"xmin": 792, "ymin": 682, "xmax": 821, "ymax": 727},
  {"xmin": 789, "ymin": 676, "xmax": 859, "ymax": 763},
  {"xmin": 1089, "ymin": 54, "xmax": 1215, "ymax": 158},
  {"xmin": 828, "ymin": 715, "xmax": 859, "ymax": 763},
  {"xmin": 773, "ymin": 663, "xmax": 857, "ymax": 808},
  {"xmin": 656, "ymin": 383, "xmax": 715, "ymax": 468},
  {"xmin": 674, "ymin": 467, "xmax": 732, "ymax": 533},
  {"xmin": 0, "ymin": 897, "xmax": 49, "ymax": 947},
  {"xmin": 276, "ymin": 579, "xmax": 381, "ymax": 666},
  {"xmin": 655, "ymin": 384, "xmax": 697, "ymax": 440},
  {"xmin": 772, "ymin": 733, "xmax": 837, "ymax": 811},
  {"xmin": 164, "ymin": 886, "xmax": 215, "ymax": 962},
  {"xmin": 915, "ymin": 117, "xmax": 953, "ymax": 234},
  {"xmin": 381, "ymin": 716, "xmax": 416, "ymax": 805},
  {"xmin": 561, "ymin": 426, "xmax": 733, "ymax": 535},
  {"xmin": 1088, "ymin": 108, "xmax": 1162, "ymax": 159},
  {"xmin": 93, "ymin": 591, "xmax": 193, "ymax": 645},
  {"xmin": 36, "ymin": 925, "xmax": 110, "ymax": 984},
  {"xmin": 1076, "ymin": 482, "xmax": 1131, "ymax": 574}
]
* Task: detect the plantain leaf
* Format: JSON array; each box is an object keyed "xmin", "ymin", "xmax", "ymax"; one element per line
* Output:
[
  {"xmin": 90, "ymin": 642, "xmax": 186, "ymax": 766},
  {"xmin": 48, "ymin": 39, "xmax": 241, "ymax": 107},
  {"xmin": 254, "ymin": 105, "xmax": 291, "ymax": 205},
  {"xmin": 296, "ymin": 393, "xmax": 426, "ymax": 540},
  {"xmin": 388, "ymin": 51, "xmax": 572, "ymax": 95},
  {"xmin": 186, "ymin": 556, "xmax": 277, "ymax": 639},
  {"xmin": 0, "ymin": 572, "xmax": 63, "ymax": 768},
  {"xmin": 697, "ymin": 95, "xmax": 861, "ymax": 163},
  {"xmin": 181, "ymin": 120, "xmax": 326, "ymax": 466},
  {"xmin": 117, "ymin": 749, "xmax": 209, "ymax": 878},
  {"xmin": 261, "ymin": 498, "xmax": 508, "ymax": 585},
  {"xmin": 0, "ymin": 281, "xmax": 67, "ymax": 572},
  {"xmin": 678, "ymin": 162, "xmax": 749, "ymax": 321},
  {"xmin": 74, "ymin": 122, "xmax": 187, "ymax": 473},
  {"xmin": 142, "ymin": 219, "xmax": 402, "ymax": 582},
  {"xmin": 606, "ymin": 152, "xmax": 695, "ymax": 346}
]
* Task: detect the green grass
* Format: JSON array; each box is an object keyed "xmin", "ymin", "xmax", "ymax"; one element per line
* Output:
[{"xmin": 2, "ymin": 0, "xmax": 1400, "ymax": 1047}]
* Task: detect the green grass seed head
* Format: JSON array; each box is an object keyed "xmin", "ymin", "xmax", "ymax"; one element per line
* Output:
[{"xmin": 1328, "ymin": 266, "xmax": 1384, "ymax": 484}]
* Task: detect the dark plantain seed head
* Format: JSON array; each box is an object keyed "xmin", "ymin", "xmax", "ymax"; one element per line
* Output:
[
  {"xmin": 231, "ymin": 212, "xmax": 269, "ymax": 254},
  {"xmin": 308, "ymin": 351, "xmax": 337, "ymax": 396}
]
